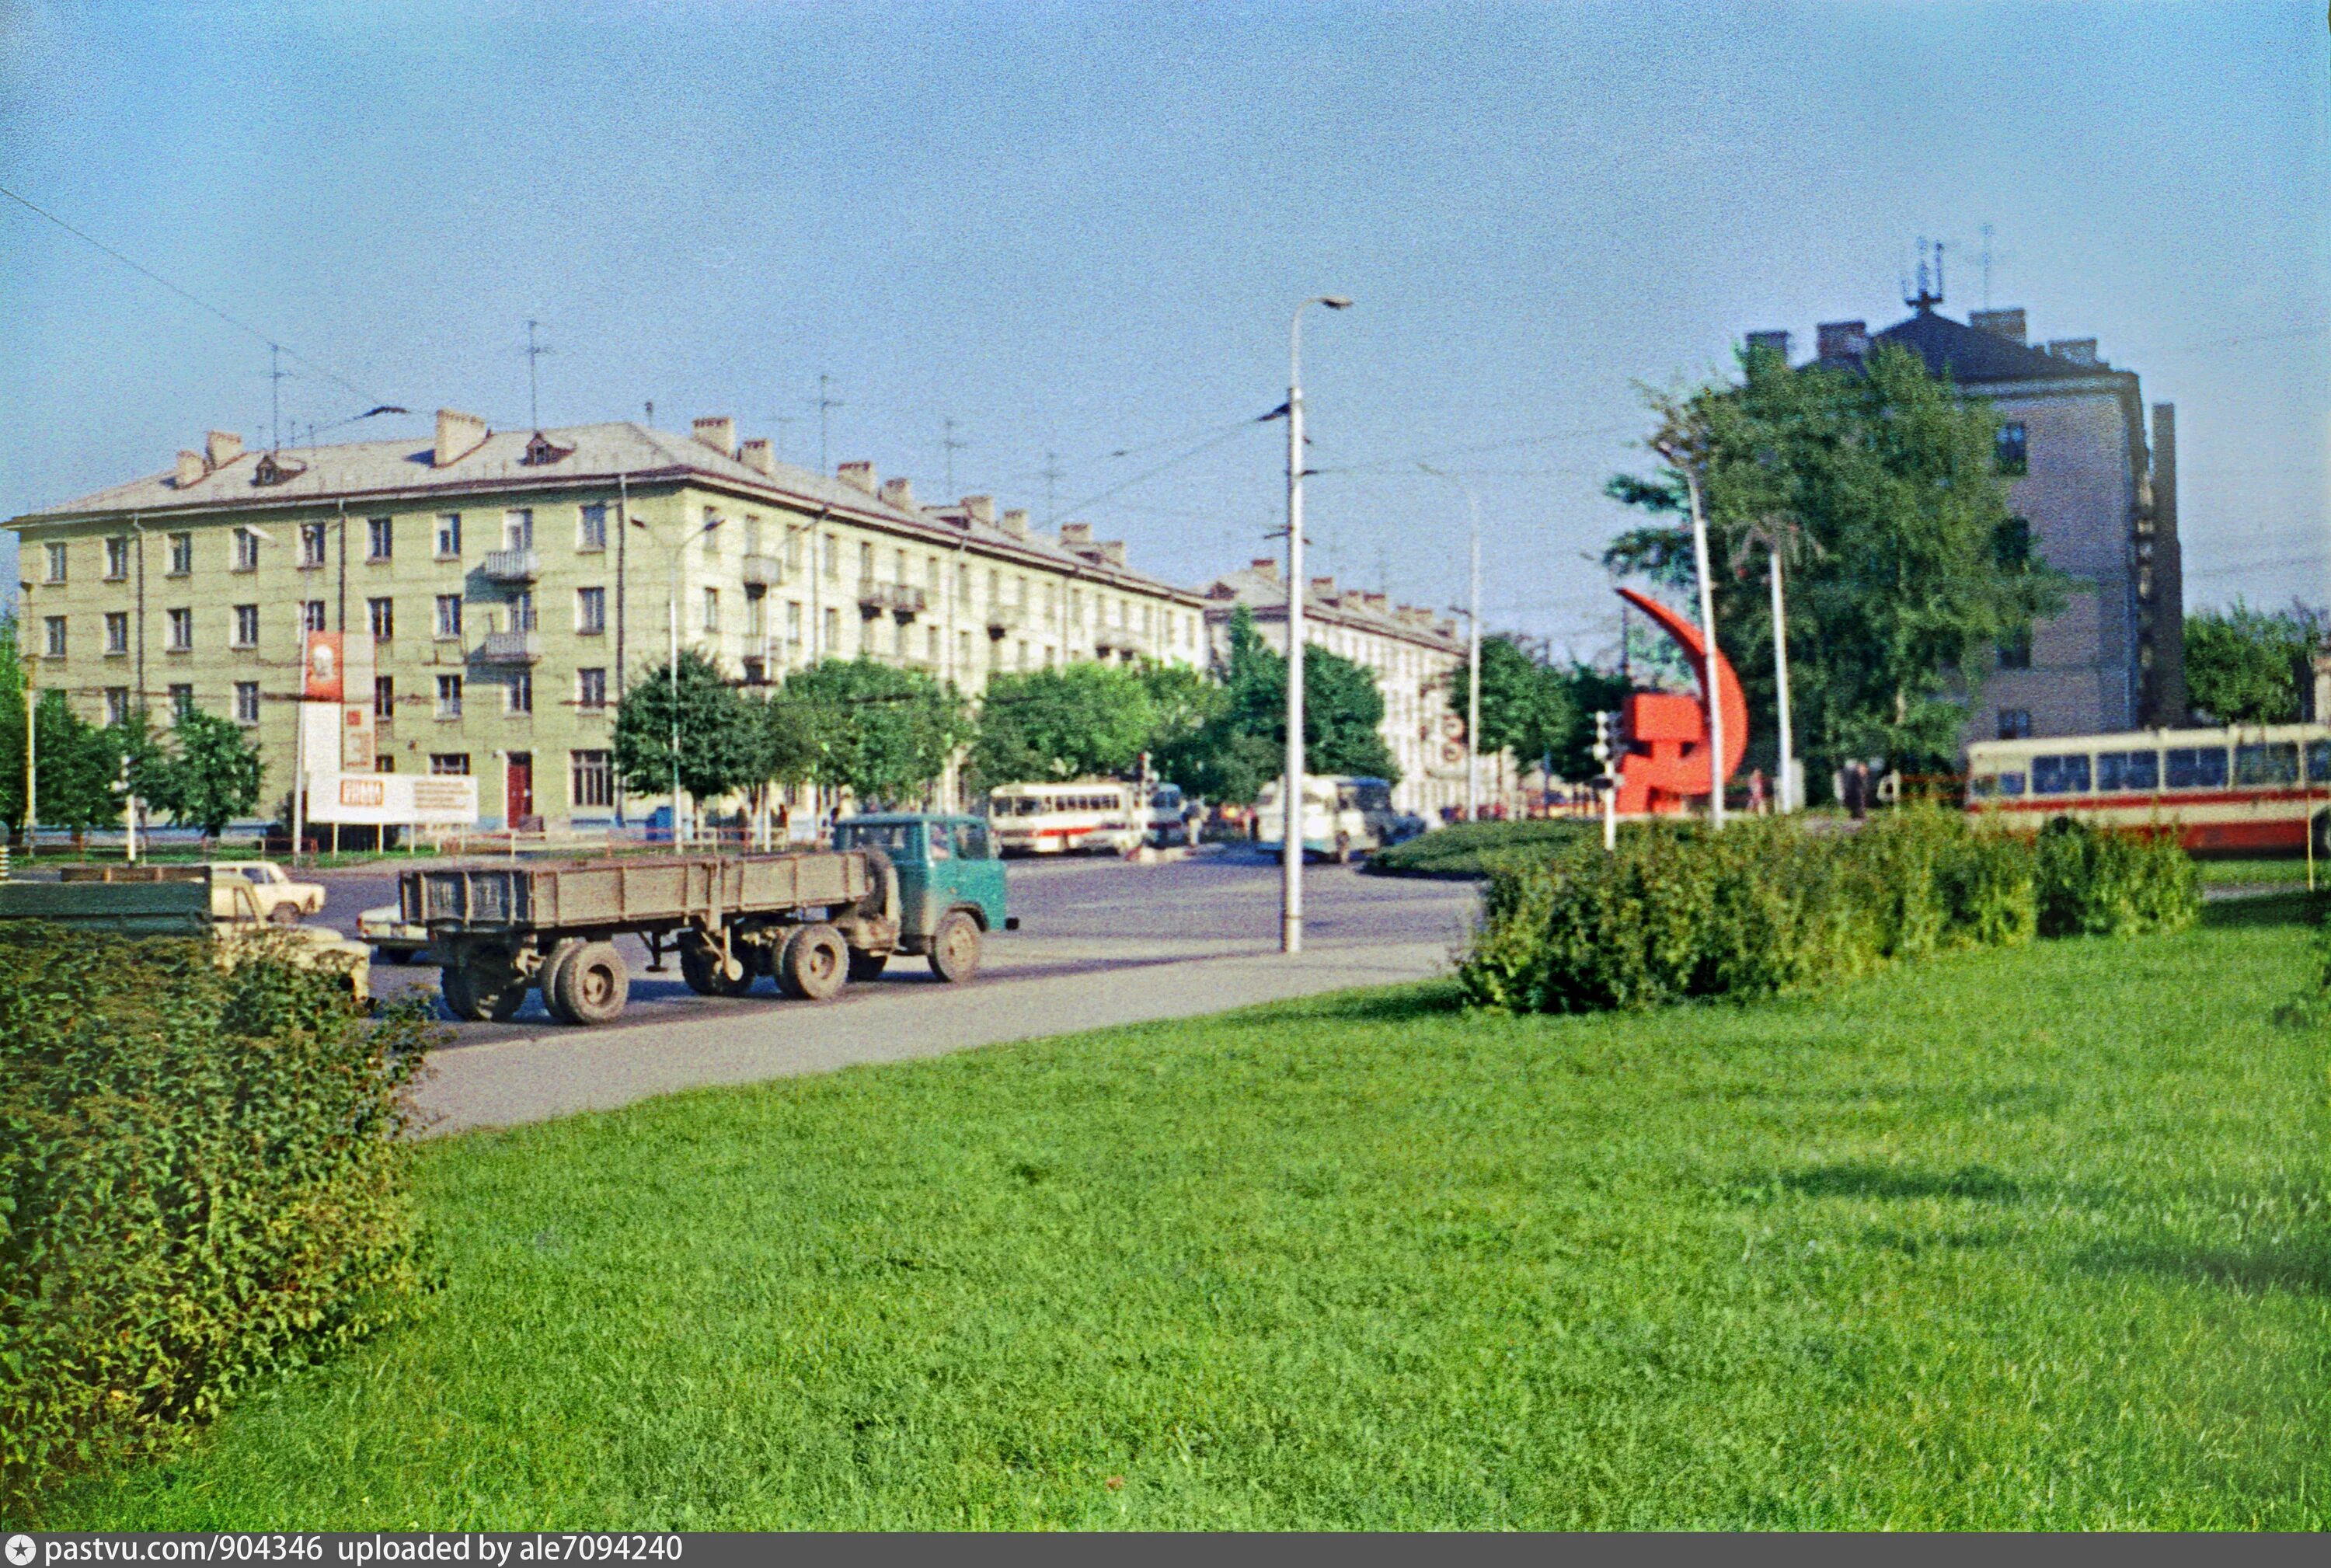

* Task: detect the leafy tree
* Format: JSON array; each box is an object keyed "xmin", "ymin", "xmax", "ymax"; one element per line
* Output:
[
  {"xmin": 1139, "ymin": 660, "xmax": 1228, "ymax": 762},
  {"xmin": 1545, "ymin": 662, "xmax": 1636, "ymax": 782},
  {"xmin": 29, "ymin": 692, "xmax": 117, "ymax": 835},
  {"xmin": 2184, "ymin": 599, "xmax": 2324, "ymax": 725},
  {"xmin": 1604, "ymin": 343, "xmax": 2068, "ymax": 778},
  {"xmin": 1469, "ymin": 635, "xmax": 1577, "ymax": 768},
  {"xmin": 774, "ymin": 657, "xmax": 971, "ymax": 807},
  {"xmin": 613, "ymin": 649, "xmax": 761, "ymax": 803},
  {"xmin": 0, "ymin": 615, "xmax": 23, "ymax": 831},
  {"xmin": 152, "ymin": 706, "xmax": 265, "ymax": 837},
  {"xmin": 1162, "ymin": 607, "xmax": 1399, "ymax": 802},
  {"xmin": 969, "ymin": 662, "xmax": 1158, "ymax": 789}
]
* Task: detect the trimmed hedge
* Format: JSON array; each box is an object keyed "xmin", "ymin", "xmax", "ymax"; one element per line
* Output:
[
  {"xmin": 1458, "ymin": 809, "xmax": 2197, "ymax": 1014},
  {"xmin": 1, "ymin": 924, "xmax": 437, "ymax": 1514}
]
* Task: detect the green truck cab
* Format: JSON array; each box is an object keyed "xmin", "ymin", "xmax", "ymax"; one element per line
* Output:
[{"xmin": 832, "ymin": 813, "xmax": 1015, "ymax": 981}]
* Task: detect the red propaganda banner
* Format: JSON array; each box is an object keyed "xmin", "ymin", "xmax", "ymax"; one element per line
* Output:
[{"xmin": 302, "ymin": 632, "xmax": 344, "ymax": 702}]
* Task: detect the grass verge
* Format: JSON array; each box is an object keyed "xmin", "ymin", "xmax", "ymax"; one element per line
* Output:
[
  {"xmin": 42, "ymin": 897, "xmax": 2329, "ymax": 1528},
  {"xmin": 1365, "ymin": 818, "xmax": 1594, "ymax": 876}
]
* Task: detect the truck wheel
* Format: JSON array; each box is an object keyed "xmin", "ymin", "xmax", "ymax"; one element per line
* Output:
[
  {"xmin": 539, "ymin": 938, "xmax": 585, "ymax": 1024},
  {"xmin": 439, "ymin": 965, "xmax": 485, "ymax": 1022},
  {"xmin": 462, "ymin": 954, "xmax": 528, "ymax": 1021},
  {"xmin": 556, "ymin": 941, "xmax": 629, "ymax": 1025},
  {"xmin": 927, "ymin": 910, "xmax": 981, "ymax": 984},
  {"xmin": 681, "ymin": 940, "xmax": 754, "ymax": 997},
  {"xmin": 848, "ymin": 950, "xmax": 889, "ymax": 981},
  {"xmin": 779, "ymin": 922, "xmax": 848, "ymax": 1002}
]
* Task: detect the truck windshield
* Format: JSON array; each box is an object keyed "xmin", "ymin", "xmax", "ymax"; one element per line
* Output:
[{"xmin": 838, "ymin": 822, "xmax": 918, "ymax": 856}]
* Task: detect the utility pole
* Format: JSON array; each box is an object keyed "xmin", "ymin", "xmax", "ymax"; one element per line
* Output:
[
  {"xmin": 942, "ymin": 417, "xmax": 969, "ymax": 496},
  {"xmin": 813, "ymin": 375, "xmax": 845, "ymax": 476},
  {"xmin": 1041, "ymin": 451, "xmax": 1064, "ymax": 528},
  {"xmin": 23, "ymin": 680, "xmax": 36, "ymax": 862},
  {"xmin": 267, "ymin": 343, "xmax": 290, "ymax": 453},
  {"xmin": 1281, "ymin": 294, "xmax": 1353, "ymax": 956},
  {"xmin": 1769, "ymin": 536, "xmax": 1796, "ymax": 812}
]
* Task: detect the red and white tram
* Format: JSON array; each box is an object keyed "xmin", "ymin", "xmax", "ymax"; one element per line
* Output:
[{"xmin": 1965, "ymin": 723, "xmax": 2331, "ymax": 854}]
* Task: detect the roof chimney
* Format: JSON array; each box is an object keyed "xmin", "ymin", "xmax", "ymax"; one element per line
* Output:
[
  {"xmin": 1310, "ymin": 575, "xmax": 1336, "ymax": 595},
  {"xmin": 1815, "ymin": 321, "xmax": 1869, "ymax": 360},
  {"xmin": 205, "ymin": 430, "xmax": 244, "ymax": 469},
  {"xmin": 692, "ymin": 416, "xmax": 734, "ymax": 457},
  {"xmin": 836, "ymin": 460, "xmax": 876, "ymax": 494},
  {"xmin": 2047, "ymin": 338, "xmax": 2099, "ymax": 366},
  {"xmin": 1060, "ymin": 521, "xmax": 1094, "ymax": 547},
  {"xmin": 879, "ymin": 476, "xmax": 916, "ymax": 511},
  {"xmin": 1099, "ymin": 540, "xmax": 1127, "ymax": 567},
  {"xmin": 1969, "ymin": 308, "xmax": 2026, "ymax": 347},
  {"xmin": 737, "ymin": 437, "xmax": 774, "ymax": 475},
  {"xmin": 1000, "ymin": 508, "xmax": 1030, "ymax": 538},
  {"xmin": 961, "ymin": 495, "xmax": 996, "ymax": 524},
  {"xmin": 431, "ymin": 409, "xmax": 486, "ymax": 469},
  {"xmin": 175, "ymin": 450, "xmax": 207, "ymax": 487},
  {"xmin": 1745, "ymin": 329, "xmax": 1791, "ymax": 361},
  {"xmin": 1249, "ymin": 557, "xmax": 1280, "ymax": 582}
]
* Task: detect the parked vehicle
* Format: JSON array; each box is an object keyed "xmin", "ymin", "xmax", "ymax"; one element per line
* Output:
[
  {"xmin": 358, "ymin": 901, "xmax": 434, "ymax": 963},
  {"xmin": 0, "ymin": 873, "xmax": 370, "ymax": 998},
  {"xmin": 400, "ymin": 814, "xmax": 1012, "ymax": 1026},
  {"xmin": 1253, "ymin": 775, "xmax": 1415, "ymax": 862},
  {"xmin": 988, "ymin": 780, "xmax": 1144, "ymax": 855},
  {"xmin": 1146, "ymin": 783, "xmax": 1197, "ymax": 846},
  {"xmin": 59, "ymin": 859, "xmax": 325, "ymax": 925},
  {"xmin": 1967, "ymin": 723, "xmax": 2331, "ymax": 853}
]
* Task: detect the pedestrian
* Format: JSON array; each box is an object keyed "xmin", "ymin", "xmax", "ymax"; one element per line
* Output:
[
  {"xmin": 1747, "ymin": 768, "xmax": 1767, "ymax": 816},
  {"xmin": 1845, "ymin": 761, "xmax": 1869, "ymax": 821}
]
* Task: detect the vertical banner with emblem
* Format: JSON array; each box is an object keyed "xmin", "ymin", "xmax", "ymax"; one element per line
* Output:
[{"xmin": 340, "ymin": 631, "xmax": 377, "ymax": 772}]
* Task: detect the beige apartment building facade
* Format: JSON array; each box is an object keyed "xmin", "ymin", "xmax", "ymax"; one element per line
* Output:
[
  {"xmin": 9, "ymin": 409, "xmax": 1207, "ymax": 831},
  {"xmin": 1200, "ymin": 559, "xmax": 1514, "ymax": 821}
]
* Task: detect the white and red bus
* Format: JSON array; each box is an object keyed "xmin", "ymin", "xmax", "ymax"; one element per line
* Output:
[
  {"xmin": 1966, "ymin": 723, "xmax": 2331, "ymax": 853},
  {"xmin": 986, "ymin": 781, "xmax": 1145, "ymax": 856}
]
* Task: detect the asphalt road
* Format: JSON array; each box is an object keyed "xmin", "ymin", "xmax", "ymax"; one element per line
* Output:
[{"xmin": 305, "ymin": 849, "xmax": 1481, "ymax": 1134}]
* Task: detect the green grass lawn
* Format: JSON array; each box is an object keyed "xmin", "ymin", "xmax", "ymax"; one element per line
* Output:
[
  {"xmin": 2196, "ymin": 856, "xmax": 2322, "ymax": 888},
  {"xmin": 44, "ymin": 898, "xmax": 2329, "ymax": 1529},
  {"xmin": 1365, "ymin": 817, "xmax": 1594, "ymax": 876}
]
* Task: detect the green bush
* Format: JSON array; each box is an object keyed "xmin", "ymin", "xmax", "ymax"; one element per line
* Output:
[
  {"xmin": 1460, "ymin": 808, "xmax": 2187, "ymax": 1015},
  {"xmin": 0, "ymin": 924, "xmax": 437, "ymax": 1514}
]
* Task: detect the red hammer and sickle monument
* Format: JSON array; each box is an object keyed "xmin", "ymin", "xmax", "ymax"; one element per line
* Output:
[{"xmin": 1612, "ymin": 586, "xmax": 1749, "ymax": 815}]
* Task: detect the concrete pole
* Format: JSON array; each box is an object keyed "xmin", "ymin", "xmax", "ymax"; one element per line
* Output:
[
  {"xmin": 1769, "ymin": 542, "xmax": 1796, "ymax": 813},
  {"xmin": 23, "ymin": 681, "xmax": 35, "ymax": 862},
  {"xmin": 1283, "ymin": 322, "xmax": 1308, "ymax": 955},
  {"xmin": 1684, "ymin": 466, "xmax": 1725, "ymax": 828}
]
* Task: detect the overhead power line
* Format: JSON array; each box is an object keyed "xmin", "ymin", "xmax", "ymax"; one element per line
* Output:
[{"xmin": 0, "ymin": 180, "xmax": 396, "ymax": 410}]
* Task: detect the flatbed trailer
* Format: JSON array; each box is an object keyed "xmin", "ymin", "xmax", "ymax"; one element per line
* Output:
[{"xmin": 401, "ymin": 818, "xmax": 1009, "ymax": 1024}]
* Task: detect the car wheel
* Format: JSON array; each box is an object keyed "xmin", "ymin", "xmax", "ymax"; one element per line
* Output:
[
  {"xmin": 554, "ymin": 941, "xmax": 629, "ymax": 1025},
  {"xmin": 269, "ymin": 903, "xmax": 301, "ymax": 926},
  {"xmin": 779, "ymin": 922, "xmax": 848, "ymax": 1002},
  {"xmin": 927, "ymin": 910, "xmax": 981, "ymax": 984}
]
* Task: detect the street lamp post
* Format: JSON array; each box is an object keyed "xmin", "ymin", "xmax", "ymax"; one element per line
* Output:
[
  {"xmin": 661, "ymin": 512, "xmax": 725, "ymax": 845},
  {"xmin": 1681, "ymin": 465, "xmax": 1724, "ymax": 828},
  {"xmin": 1418, "ymin": 464, "xmax": 1483, "ymax": 821},
  {"xmin": 1282, "ymin": 293, "xmax": 1353, "ymax": 956}
]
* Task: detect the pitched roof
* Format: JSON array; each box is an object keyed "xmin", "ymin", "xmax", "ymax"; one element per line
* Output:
[
  {"xmin": 1203, "ymin": 563, "xmax": 1463, "ymax": 654},
  {"xmin": 1811, "ymin": 309, "xmax": 2127, "ymax": 386}
]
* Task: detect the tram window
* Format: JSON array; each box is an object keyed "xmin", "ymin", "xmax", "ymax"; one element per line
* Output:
[
  {"xmin": 2308, "ymin": 741, "xmax": 2331, "ymax": 782},
  {"xmin": 1994, "ymin": 771, "xmax": 2026, "ymax": 797},
  {"xmin": 2165, "ymin": 747, "xmax": 2228, "ymax": 789},
  {"xmin": 2030, "ymin": 754, "xmax": 2091, "ymax": 795},
  {"xmin": 2096, "ymin": 750, "xmax": 2159, "ymax": 791},
  {"xmin": 2234, "ymin": 742, "xmax": 2299, "ymax": 786}
]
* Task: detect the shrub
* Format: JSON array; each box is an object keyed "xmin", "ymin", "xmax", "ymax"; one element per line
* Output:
[
  {"xmin": 0, "ymin": 924, "xmax": 437, "ymax": 1514},
  {"xmin": 2033, "ymin": 817, "xmax": 2200, "ymax": 938}
]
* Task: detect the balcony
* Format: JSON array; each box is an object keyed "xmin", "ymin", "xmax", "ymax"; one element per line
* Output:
[
  {"xmin": 741, "ymin": 553, "xmax": 785, "ymax": 588},
  {"xmin": 857, "ymin": 580, "xmax": 929, "ymax": 619},
  {"xmin": 1094, "ymin": 627, "xmax": 1152, "ymax": 660},
  {"xmin": 482, "ymin": 548, "xmax": 541, "ymax": 584},
  {"xmin": 985, "ymin": 604, "xmax": 1026, "ymax": 636},
  {"xmin": 477, "ymin": 629, "xmax": 542, "ymax": 664}
]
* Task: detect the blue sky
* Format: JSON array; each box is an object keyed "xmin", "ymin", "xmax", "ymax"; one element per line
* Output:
[{"xmin": 2, "ymin": 1, "xmax": 2323, "ymax": 658}]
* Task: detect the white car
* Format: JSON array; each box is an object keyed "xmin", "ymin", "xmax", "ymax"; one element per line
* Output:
[
  {"xmin": 207, "ymin": 861, "xmax": 326, "ymax": 925},
  {"xmin": 357, "ymin": 901, "xmax": 434, "ymax": 963}
]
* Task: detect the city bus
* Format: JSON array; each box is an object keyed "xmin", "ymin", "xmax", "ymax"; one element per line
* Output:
[
  {"xmin": 1965, "ymin": 723, "xmax": 2331, "ymax": 854},
  {"xmin": 1253, "ymin": 775, "xmax": 1414, "ymax": 862},
  {"xmin": 986, "ymin": 781, "xmax": 1145, "ymax": 856}
]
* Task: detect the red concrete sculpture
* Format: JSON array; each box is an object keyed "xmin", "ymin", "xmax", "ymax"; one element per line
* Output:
[{"xmin": 1613, "ymin": 587, "xmax": 1749, "ymax": 815}]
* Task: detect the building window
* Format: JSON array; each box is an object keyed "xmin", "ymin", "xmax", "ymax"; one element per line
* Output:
[
  {"xmin": 822, "ymin": 607, "xmax": 838, "ymax": 654},
  {"xmin": 167, "ymin": 532, "xmax": 193, "ymax": 576},
  {"xmin": 503, "ymin": 509, "xmax": 533, "ymax": 550},
  {"xmin": 105, "ymin": 536, "xmax": 130, "ymax": 580},
  {"xmin": 233, "ymin": 604, "xmax": 260, "ymax": 648},
  {"xmin": 368, "ymin": 597, "xmax": 395, "ymax": 640},
  {"xmin": 507, "ymin": 673, "xmax": 534, "ymax": 715},
  {"xmin": 1016, "ymin": 639, "xmax": 1029, "ymax": 671},
  {"xmin": 43, "ymin": 542, "xmax": 67, "ymax": 584},
  {"xmin": 744, "ymin": 584, "xmax": 767, "ymax": 638},
  {"xmin": 302, "ymin": 600, "xmax": 327, "ymax": 634},
  {"xmin": 785, "ymin": 529, "xmax": 803, "ymax": 573},
  {"xmin": 578, "ymin": 503, "xmax": 608, "ymax": 552},
  {"xmin": 1997, "ymin": 709, "xmax": 2033, "ymax": 740},
  {"xmin": 166, "ymin": 607, "xmax": 193, "ymax": 652},
  {"xmin": 436, "ymin": 674, "xmax": 463, "ymax": 718},
  {"xmin": 435, "ymin": 594, "xmax": 463, "ymax": 639},
  {"xmin": 375, "ymin": 675, "xmax": 395, "ymax": 720},
  {"xmin": 368, "ymin": 517, "xmax": 393, "ymax": 560},
  {"xmin": 104, "ymin": 612, "xmax": 129, "ymax": 656},
  {"xmin": 702, "ymin": 587, "xmax": 720, "ymax": 633},
  {"xmin": 234, "ymin": 681, "xmax": 261, "ymax": 724},
  {"xmin": 571, "ymin": 749, "xmax": 615, "ymax": 810},
  {"xmin": 1995, "ymin": 422, "xmax": 2028, "ymax": 476},
  {"xmin": 576, "ymin": 585, "xmax": 606, "ymax": 636},
  {"xmin": 742, "ymin": 657, "xmax": 766, "ymax": 687},
  {"xmin": 430, "ymin": 752, "xmax": 472, "ymax": 776},
  {"xmin": 42, "ymin": 616, "xmax": 66, "ymax": 658},
  {"xmin": 786, "ymin": 601, "xmax": 803, "ymax": 648},
  {"xmin": 859, "ymin": 542, "xmax": 874, "ymax": 581},
  {"xmin": 926, "ymin": 625, "xmax": 939, "ymax": 663},
  {"xmin": 168, "ymin": 684, "xmax": 194, "ymax": 721},
  {"xmin": 820, "ymin": 533, "xmax": 836, "ymax": 580},
  {"xmin": 233, "ymin": 528, "xmax": 260, "ymax": 572},
  {"xmin": 1997, "ymin": 632, "xmax": 2032, "ymax": 670},
  {"xmin": 103, "ymin": 688, "xmax": 130, "ymax": 726},
  {"xmin": 577, "ymin": 667, "xmax": 608, "ymax": 710},
  {"xmin": 435, "ymin": 513, "xmax": 462, "ymax": 558},
  {"xmin": 959, "ymin": 630, "xmax": 973, "ymax": 671},
  {"xmin": 299, "ymin": 522, "xmax": 328, "ymax": 568}
]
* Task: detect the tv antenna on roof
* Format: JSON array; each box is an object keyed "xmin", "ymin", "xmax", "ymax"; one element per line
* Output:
[
  {"xmin": 524, "ymin": 319, "xmax": 552, "ymax": 431},
  {"xmin": 942, "ymin": 416, "xmax": 969, "ymax": 494},
  {"xmin": 1906, "ymin": 238, "xmax": 1945, "ymax": 313}
]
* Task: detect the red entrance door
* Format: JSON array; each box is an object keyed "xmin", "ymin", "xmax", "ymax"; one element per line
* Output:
[{"xmin": 506, "ymin": 752, "xmax": 534, "ymax": 828}]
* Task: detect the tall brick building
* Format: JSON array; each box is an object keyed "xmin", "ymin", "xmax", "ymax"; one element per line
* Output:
[{"xmin": 1752, "ymin": 302, "xmax": 2184, "ymax": 744}]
